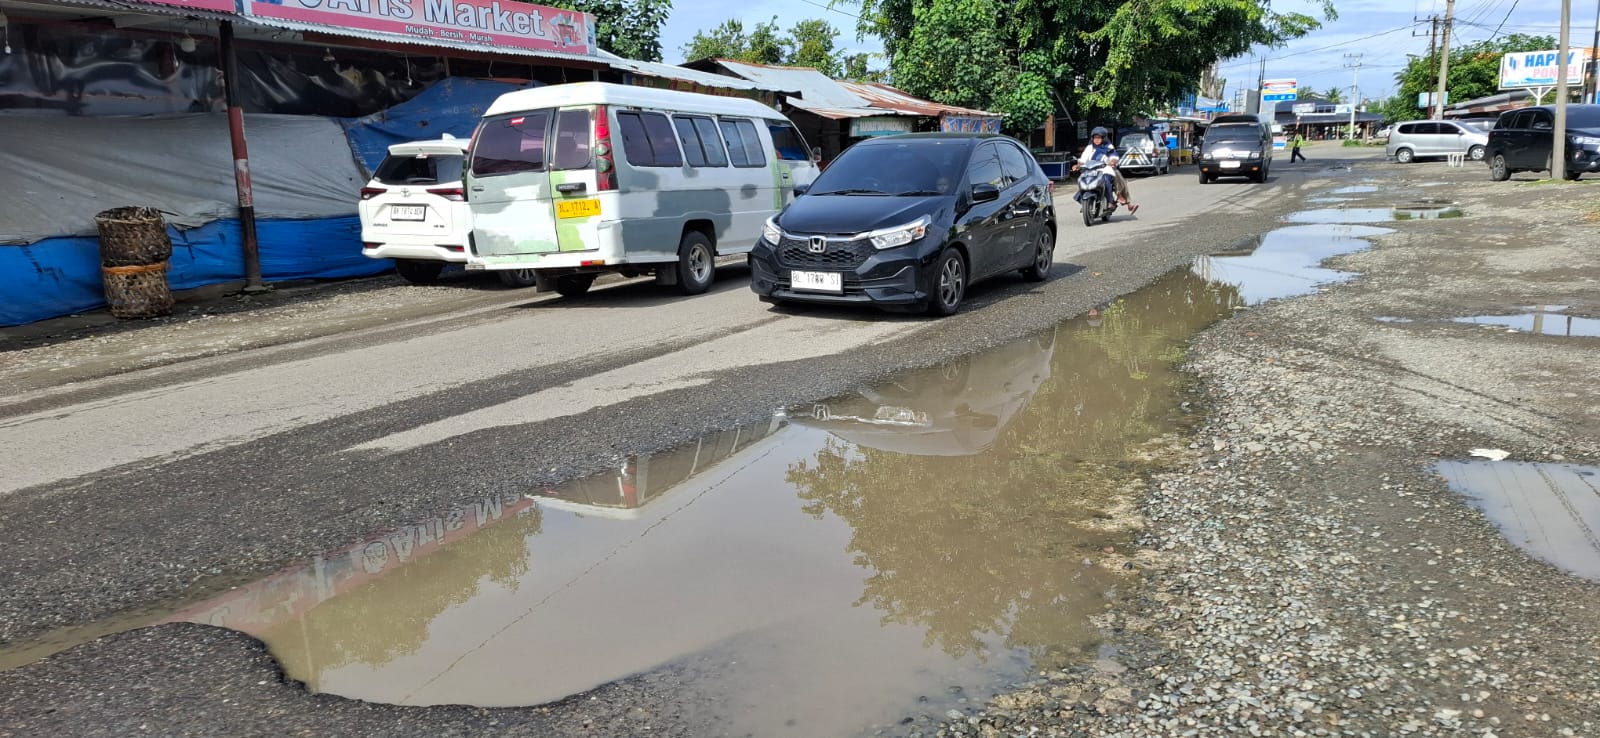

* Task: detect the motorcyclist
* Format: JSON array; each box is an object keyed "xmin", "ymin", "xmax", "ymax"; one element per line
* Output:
[{"xmin": 1072, "ymin": 127, "xmax": 1138, "ymax": 214}]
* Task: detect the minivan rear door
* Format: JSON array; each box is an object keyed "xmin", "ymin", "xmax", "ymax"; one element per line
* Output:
[{"xmin": 467, "ymin": 110, "xmax": 561, "ymax": 259}]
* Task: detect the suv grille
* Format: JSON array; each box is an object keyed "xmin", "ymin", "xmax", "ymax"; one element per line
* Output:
[{"xmin": 778, "ymin": 236, "xmax": 874, "ymax": 269}]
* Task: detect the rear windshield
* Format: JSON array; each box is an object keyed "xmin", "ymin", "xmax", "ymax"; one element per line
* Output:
[
  {"xmin": 471, "ymin": 111, "xmax": 550, "ymax": 177},
  {"xmin": 808, "ymin": 139, "xmax": 971, "ymax": 196},
  {"xmin": 374, "ymin": 153, "xmax": 464, "ymax": 185}
]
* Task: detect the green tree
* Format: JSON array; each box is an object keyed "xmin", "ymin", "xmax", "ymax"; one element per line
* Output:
[
  {"xmin": 683, "ymin": 17, "xmax": 838, "ymax": 69},
  {"xmin": 788, "ymin": 18, "xmax": 841, "ymax": 76},
  {"xmin": 1296, "ymin": 85, "xmax": 1317, "ymax": 100},
  {"xmin": 842, "ymin": 52, "xmax": 888, "ymax": 82},
  {"xmin": 854, "ymin": 0, "xmax": 1333, "ymax": 133},
  {"xmin": 1321, "ymin": 86, "xmax": 1344, "ymax": 103},
  {"xmin": 1391, "ymin": 34, "xmax": 1554, "ymax": 115},
  {"xmin": 548, "ymin": 0, "xmax": 672, "ymax": 62}
]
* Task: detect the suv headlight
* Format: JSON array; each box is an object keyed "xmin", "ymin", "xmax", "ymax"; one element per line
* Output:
[
  {"xmin": 762, "ymin": 216, "xmax": 782, "ymax": 245},
  {"xmin": 1248, "ymin": 151, "xmax": 1261, "ymax": 159},
  {"xmin": 867, "ymin": 215, "xmax": 931, "ymax": 250},
  {"xmin": 1573, "ymin": 135, "xmax": 1600, "ymax": 147}
]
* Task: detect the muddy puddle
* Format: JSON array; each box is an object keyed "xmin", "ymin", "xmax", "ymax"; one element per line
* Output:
[
  {"xmin": 1436, "ymin": 461, "xmax": 1600, "ymax": 581},
  {"xmin": 1455, "ymin": 309, "xmax": 1600, "ymax": 337},
  {"xmin": 1191, "ymin": 224, "xmax": 1393, "ymax": 304},
  {"xmin": 0, "ymin": 269, "xmax": 1255, "ymax": 736}
]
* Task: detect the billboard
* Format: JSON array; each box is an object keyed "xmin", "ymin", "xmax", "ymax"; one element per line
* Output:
[
  {"xmin": 245, "ymin": 0, "xmax": 597, "ymax": 55},
  {"xmin": 1262, "ymin": 78, "xmax": 1297, "ymax": 102},
  {"xmin": 1498, "ymin": 49, "xmax": 1591, "ymax": 89}
]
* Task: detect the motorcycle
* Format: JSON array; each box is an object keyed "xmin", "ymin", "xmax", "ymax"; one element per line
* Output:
[{"xmin": 1073, "ymin": 160, "xmax": 1118, "ymax": 227}]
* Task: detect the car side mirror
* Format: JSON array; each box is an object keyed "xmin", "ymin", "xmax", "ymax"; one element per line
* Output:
[
  {"xmin": 792, "ymin": 182, "xmax": 810, "ymax": 196},
  {"xmin": 971, "ymin": 183, "xmax": 1001, "ymax": 204}
]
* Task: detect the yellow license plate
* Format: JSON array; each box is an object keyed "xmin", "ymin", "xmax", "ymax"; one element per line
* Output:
[{"xmin": 556, "ymin": 198, "xmax": 600, "ymax": 219}]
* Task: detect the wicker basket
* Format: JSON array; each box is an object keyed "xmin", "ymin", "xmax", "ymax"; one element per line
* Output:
[
  {"xmin": 102, "ymin": 262, "xmax": 174, "ymax": 319},
  {"xmin": 95, "ymin": 206, "xmax": 172, "ymax": 267}
]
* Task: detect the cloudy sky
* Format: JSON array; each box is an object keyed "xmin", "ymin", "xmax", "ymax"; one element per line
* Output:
[{"xmin": 658, "ymin": 0, "xmax": 1588, "ymax": 102}]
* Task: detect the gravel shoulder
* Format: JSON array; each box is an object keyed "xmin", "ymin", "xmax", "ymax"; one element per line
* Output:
[{"xmin": 940, "ymin": 164, "xmax": 1600, "ymax": 736}]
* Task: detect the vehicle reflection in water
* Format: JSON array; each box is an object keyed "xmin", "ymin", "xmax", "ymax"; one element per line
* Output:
[
  {"xmin": 160, "ymin": 268, "xmax": 1246, "ymax": 736},
  {"xmin": 1192, "ymin": 224, "xmax": 1393, "ymax": 305}
]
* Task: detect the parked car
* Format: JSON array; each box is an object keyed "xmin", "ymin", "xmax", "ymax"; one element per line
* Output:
[
  {"xmin": 359, "ymin": 136, "xmax": 481, "ymax": 285},
  {"xmin": 1197, "ymin": 123, "xmax": 1271, "ymax": 183},
  {"xmin": 464, "ymin": 82, "xmax": 820, "ymax": 297},
  {"xmin": 1385, "ymin": 119, "xmax": 1488, "ymax": 163},
  {"xmin": 1485, "ymin": 104, "xmax": 1600, "ymax": 181},
  {"xmin": 748, "ymin": 133, "xmax": 1057, "ymax": 316},
  {"xmin": 1117, "ymin": 132, "xmax": 1170, "ymax": 175}
]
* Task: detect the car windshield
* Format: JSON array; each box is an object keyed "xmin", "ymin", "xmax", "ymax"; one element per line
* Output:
[
  {"xmin": 375, "ymin": 153, "xmax": 465, "ymax": 185},
  {"xmin": 1206, "ymin": 129, "xmax": 1259, "ymax": 144},
  {"xmin": 809, "ymin": 139, "xmax": 971, "ymax": 196}
]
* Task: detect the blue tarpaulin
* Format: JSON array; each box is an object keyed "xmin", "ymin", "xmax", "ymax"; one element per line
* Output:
[
  {"xmin": 339, "ymin": 77, "xmax": 539, "ymax": 174},
  {"xmin": 0, "ymin": 217, "xmax": 386, "ymax": 327}
]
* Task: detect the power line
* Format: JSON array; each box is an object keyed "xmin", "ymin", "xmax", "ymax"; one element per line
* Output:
[{"xmin": 1213, "ymin": 22, "xmax": 1427, "ymax": 73}]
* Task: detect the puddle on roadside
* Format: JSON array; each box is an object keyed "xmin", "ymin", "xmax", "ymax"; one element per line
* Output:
[
  {"xmin": 0, "ymin": 269, "xmax": 1254, "ymax": 736},
  {"xmin": 1392, "ymin": 201, "xmax": 1465, "ymax": 220},
  {"xmin": 1326, "ymin": 185, "xmax": 1379, "ymax": 195},
  {"xmin": 1436, "ymin": 461, "xmax": 1600, "ymax": 581},
  {"xmin": 1285, "ymin": 208, "xmax": 1398, "ymax": 224},
  {"xmin": 1192, "ymin": 224, "xmax": 1393, "ymax": 304},
  {"xmin": 1374, "ymin": 316, "xmax": 1415, "ymax": 323},
  {"xmin": 1455, "ymin": 310, "xmax": 1600, "ymax": 337}
]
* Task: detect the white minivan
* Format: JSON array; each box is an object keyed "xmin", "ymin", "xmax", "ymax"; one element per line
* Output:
[{"xmin": 464, "ymin": 82, "xmax": 820, "ymax": 297}]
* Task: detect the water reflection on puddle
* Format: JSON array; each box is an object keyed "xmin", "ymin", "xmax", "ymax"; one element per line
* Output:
[
  {"xmin": 1326, "ymin": 185, "xmax": 1379, "ymax": 195},
  {"xmin": 145, "ymin": 269, "xmax": 1248, "ymax": 735},
  {"xmin": 1192, "ymin": 224, "xmax": 1393, "ymax": 304},
  {"xmin": 1436, "ymin": 461, "xmax": 1600, "ymax": 581},
  {"xmin": 1456, "ymin": 310, "xmax": 1600, "ymax": 337}
]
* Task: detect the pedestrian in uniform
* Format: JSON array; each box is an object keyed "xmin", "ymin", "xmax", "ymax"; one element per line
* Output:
[{"xmin": 1290, "ymin": 130, "xmax": 1307, "ymax": 163}]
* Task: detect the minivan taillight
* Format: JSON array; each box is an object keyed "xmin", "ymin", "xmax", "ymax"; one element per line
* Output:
[
  {"xmin": 360, "ymin": 186, "xmax": 386, "ymax": 200},
  {"xmin": 427, "ymin": 187, "xmax": 467, "ymax": 201},
  {"xmin": 593, "ymin": 105, "xmax": 617, "ymax": 192}
]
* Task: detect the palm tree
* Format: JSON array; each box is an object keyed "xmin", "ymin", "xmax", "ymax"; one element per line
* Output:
[{"xmin": 1322, "ymin": 87, "xmax": 1345, "ymax": 104}]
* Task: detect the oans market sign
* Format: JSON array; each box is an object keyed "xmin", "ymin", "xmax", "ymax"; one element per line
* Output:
[{"xmin": 247, "ymin": 0, "xmax": 596, "ymax": 55}]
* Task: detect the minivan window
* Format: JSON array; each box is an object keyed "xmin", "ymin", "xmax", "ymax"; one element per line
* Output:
[
  {"xmin": 718, "ymin": 118, "xmax": 767, "ymax": 168},
  {"xmin": 1531, "ymin": 111, "xmax": 1553, "ymax": 130},
  {"xmin": 471, "ymin": 112, "xmax": 550, "ymax": 176},
  {"xmin": 673, "ymin": 115, "xmax": 728, "ymax": 168},
  {"xmin": 996, "ymin": 142, "xmax": 1034, "ymax": 187},
  {"xmin": 768, "ymin": 121, "xmax": 811, "ymax": 160},
  {"xmin": 1509, "ymin": 110, "xmax": 1536, "ymax": 130},
  {"xmin": 967, "ymin": 144, "xmax": 1005, "ymax": 189},
  {"xmin": 375, "ymin": 152, "xmax": 464, "ymax": 185},
  {"xmin": 552, "ymin": 108, "xmax": 592, "ymax": 170},
  {"xmin": 617, "ymin": 111, "xmax": 683, "ymax": 168},
  {"xmin": 1207, "ymin": 126, "xmax": 1261, "ymax": 143},
  {"xmin": 1397, "ymin": 123, "xmax": 1418, "ymax": 135}
]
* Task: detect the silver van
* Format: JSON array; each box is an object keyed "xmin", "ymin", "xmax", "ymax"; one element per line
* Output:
[{"xmin": 1386, "ymin": 119, "xmax": 1488, "ymax": 163}]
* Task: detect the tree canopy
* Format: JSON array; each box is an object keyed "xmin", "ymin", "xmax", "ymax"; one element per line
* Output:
[
  {"xmin": 853, "ymin": 0, "xmax": 1334, "ymax": 131},
  {"xmin": 683, "ymin": 17, "xmax": 858, "ymax": 77},
  {"xmin": 548, "ymin": 0, "xmax": 672, "ymax": 62},
  {"xmin": 1375, "ymin": 34, "xmax": 1555, "ymax": 123}
]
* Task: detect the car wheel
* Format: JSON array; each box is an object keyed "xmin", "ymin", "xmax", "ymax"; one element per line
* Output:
[
  {"xmin": 1395, "ymin": 147, "xmax": 1415, "ymax": 164},
  {"xmin": 394, "ymin": 259, "xmax": 443, "ymax": 285},
  {"xmin": 926, "ymin": 249, "xmax": 966, "ymax": 317},
  {"xmin": 498, "ymin": 268, "xmax": 538, "ymax": 288},
  {"xmin": 1489, "ymin": 154, "xmax": 1511, "ymax": 181},
  {"xmin": 675, "ymin": 230, "xmax": 716, "ymax": 295},
  {"xmin": 1021, "ymin": 229, "xmax": 1053, "ymax": 282},
  {"xmin": 1564, "ymin": 170, "xmax": 1583, "ymax": 181},
  {"xmin": 1198, "ymin": 171, "xmax": 1210, "ymax": 184},
  {"xmin": 1468, "ymin": 145, "xmax": 1486, "ymax": 161},
  {"xmin": 555, "ymin": 273, "xmax": 597, "ymax": 298}
]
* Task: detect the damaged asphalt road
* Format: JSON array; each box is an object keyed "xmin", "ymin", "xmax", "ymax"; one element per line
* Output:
[{"xmin": 8, "ymin": 149, "xmax": 1600, "ymax": 736}]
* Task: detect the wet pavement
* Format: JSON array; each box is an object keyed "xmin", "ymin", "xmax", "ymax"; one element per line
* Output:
[
  {"xmin": 1436, "ymin": 461, "xmax": 1600, "ymax": 581},
  {"xmin": 0, "ymin": 269, "xmax": 1246, "ymax": 736},
  {"xmin": 1454, "ymin": 309, "xmax": 1600, "ymax": 337},
  {"xmin": 1191, "ymin": 224, "xmax": 1393, "ymax": 304}
]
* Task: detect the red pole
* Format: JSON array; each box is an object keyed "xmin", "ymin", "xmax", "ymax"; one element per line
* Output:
[{"xmin": 219, "ymin": 21, "xmax": 264, "ymax": 290}]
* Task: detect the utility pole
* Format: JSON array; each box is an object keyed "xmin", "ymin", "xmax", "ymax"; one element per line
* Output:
[
  {"xmin": 1555, "ymin": 0, "xmax": 1572, "ymax": 180},
  {"xmin": 1589, "ymin": 0, "xmax": 1599, "ymax": 104},
  {"xmin": 1434, "ymin": 0, "xmax": 1456, "ymax": 119},
  {"xmin": 1344, "ymin": 53, "xmax": 1364, "ymax": 140}
]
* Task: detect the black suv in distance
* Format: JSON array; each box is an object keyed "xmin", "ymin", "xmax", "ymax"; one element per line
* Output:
[
  {"xmin": 1485, "ymin": 104, "xmax": 1600, "ymax": 181},
  {"xmin": 748, "ymin": 134, "xmax": 1057, "ymax": 316},
  {"xmin": 1197, "ymin": 123, "xmax": 1272, "ymax": 183}
]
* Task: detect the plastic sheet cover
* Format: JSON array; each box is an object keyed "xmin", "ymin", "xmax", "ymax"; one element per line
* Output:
[
  {"xmin": 339, "ymin": 77, "xmax": 537, "ymax": 174},
  {"xmin": 0, "ymin": 113, "xmax": 364, "ymax": 245}
]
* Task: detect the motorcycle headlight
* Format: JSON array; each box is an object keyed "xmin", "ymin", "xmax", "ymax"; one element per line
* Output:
[
  {"xmin": 762, "ymin": 216, "xmax": 783, "ymax": 245},
  {"xmin": 867, "ymin": 215, "xmax": 931, "ymax": 250}
]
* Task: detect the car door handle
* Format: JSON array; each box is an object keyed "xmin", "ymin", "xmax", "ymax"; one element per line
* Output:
[
  {"xmin": 1010, "ymin": 207, "xmax": 1034, "ymax": 216},
  {"xmin": 470, "ymin": 186, "xmax": 485, "ymax": 192}
]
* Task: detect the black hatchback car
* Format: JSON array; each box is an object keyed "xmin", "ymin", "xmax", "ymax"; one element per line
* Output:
[
  {"xmin": 748, "ymin": 133, "xmax": 1056, "ymax": 316},
  {"xmin": 1485, "ymin": 104, "xmax": 1600, "ymax": 181}
]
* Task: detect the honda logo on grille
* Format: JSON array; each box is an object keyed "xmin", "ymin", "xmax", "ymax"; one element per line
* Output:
[{"xmin": 807, "ymin": 236, "xmax": 827, "ymax": 254}]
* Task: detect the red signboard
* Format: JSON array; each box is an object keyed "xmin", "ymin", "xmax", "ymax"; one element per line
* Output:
[
  {"xmin": 245, "ymin": 0, "xmax": 596, "ymax": 55},
  {"xmin": 143, "ymin": 0, "xmax": 240, "ymax": 13}
]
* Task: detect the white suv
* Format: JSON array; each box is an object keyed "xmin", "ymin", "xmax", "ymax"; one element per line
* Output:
[{"xmin": 359, "ymin": 137, "xmax": 477, "ymax": 284}]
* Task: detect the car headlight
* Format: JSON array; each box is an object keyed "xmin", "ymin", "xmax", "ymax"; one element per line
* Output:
[
  {"xmin": 867, "ymin": 215, "xmax": 931, "ymax": 250},
  {"xmin": 1248, "ymin": 151, "xmax": 1261, "ymax": 159},
  {"xmin": 762, "ymin": 216, "xmax": 782, "ymax": 245},
  {"xmin": 1572, "ymin": 135, "xmax": 1600, "ymax": 147}
]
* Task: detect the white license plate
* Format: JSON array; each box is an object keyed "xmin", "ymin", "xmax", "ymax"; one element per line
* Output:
[
  {"xmin": 391, "ymin": 205, "xmax": 426, "ymax": 221},
  {"xmin": 790, "ymin": 270, "xmax": 842, "ymax": 293},
  {"xmin": 1220, "ymin": 161, "xmax": 1241, "ymax": 169}
]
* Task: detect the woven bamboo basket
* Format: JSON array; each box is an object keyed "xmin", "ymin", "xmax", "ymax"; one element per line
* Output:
[
  {"xmin": 95, "ymin": 206, "xmax": 172, "ymax": 266},
  {"xmin": 102, "ymin": 262, "xmax": 174, "ymax": 319}
]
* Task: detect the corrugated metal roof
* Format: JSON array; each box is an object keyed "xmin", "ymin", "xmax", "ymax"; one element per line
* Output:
[
  {"xmin": 595, "ymin": 51, "xmax": 782, "ymax": 93},
  {"xmin": 709, "ymin": 59, "xmax": 869, "ymax": 109},
  {"xmin": 837, "ymin": 81, "xmax": 997, "ymax": 118},
  {"xmin": 797, "ymin": 105, "xmax": 892, "ymax": 120},
  {"xmin": 6, "ymin": 0, "xmax": 239, "ymax": 24}
]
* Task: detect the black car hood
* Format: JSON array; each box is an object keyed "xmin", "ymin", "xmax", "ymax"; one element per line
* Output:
[{"xmin": 779, "ymin": 194, "xmax": 949, "ymax": 235}]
